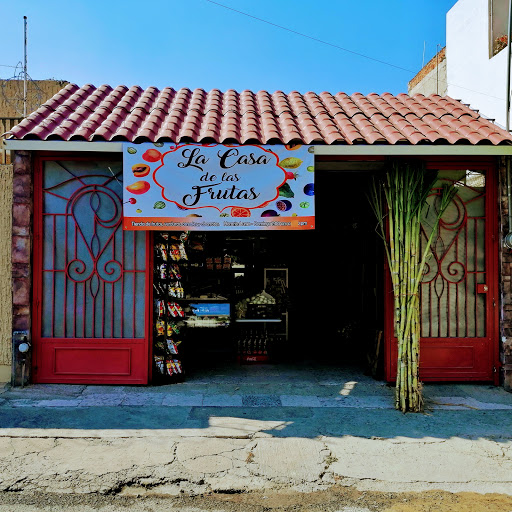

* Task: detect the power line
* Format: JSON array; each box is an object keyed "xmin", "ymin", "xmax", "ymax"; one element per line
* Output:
[
  {"xmin": 205, "ymin": 0, "xmax": 414, "ymax": 75},
  {"xmin": 205, "ymin": 0, "xmax": 507, "ymax": 102}
]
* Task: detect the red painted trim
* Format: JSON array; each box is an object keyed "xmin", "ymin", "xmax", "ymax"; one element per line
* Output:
[
  {"xmin": 147, "ymin": 231, "xmax": 154, "ymax": 382},
  {"xmin": 32, "ymin": 154, "xmax": 44, "ymax": 380}
]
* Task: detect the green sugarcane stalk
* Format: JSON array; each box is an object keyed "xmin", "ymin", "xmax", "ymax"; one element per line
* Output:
[{"xmin": 369, "ymin": 162, "xmax": 456, "ymax": 413}]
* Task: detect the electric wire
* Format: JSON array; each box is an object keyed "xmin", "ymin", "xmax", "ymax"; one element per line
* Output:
[{"xmin": 205, "ymin": 0, "xmax": 507, "ymax": 103}]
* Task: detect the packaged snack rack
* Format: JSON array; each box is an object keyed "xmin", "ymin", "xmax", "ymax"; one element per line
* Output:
[{"xmin": 152, "ymin": 232, "xmax": 187, "ymax": 383}]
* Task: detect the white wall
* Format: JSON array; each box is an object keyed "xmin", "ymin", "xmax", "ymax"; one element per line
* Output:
[{"xmin": 447, "ymin": 0, "xmax": 508, "ymax": 127}]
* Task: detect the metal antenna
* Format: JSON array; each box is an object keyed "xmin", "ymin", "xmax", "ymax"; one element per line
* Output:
[{"xmin": 23, "ymin": 16, "xmax": 27, "ymax": 117}]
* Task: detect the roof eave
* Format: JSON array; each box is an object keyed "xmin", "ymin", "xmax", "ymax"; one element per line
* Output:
[{"xmin": 3, "ymin": 139, "xmax": 512, "ymax": 156}]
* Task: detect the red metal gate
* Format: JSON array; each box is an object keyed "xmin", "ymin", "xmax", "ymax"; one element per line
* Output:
[
  {"xmin": 385, "ymin": 161, "xmax": 499, "ymax": 383},
  {"xmin": 33, "ymin": 156, "xmax": 151, "ymax": 384}
]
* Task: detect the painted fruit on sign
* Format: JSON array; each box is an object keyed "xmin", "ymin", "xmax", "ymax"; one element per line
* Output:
[
  {"xmin": 231, "ymin": 207, "xmax": 251, "ymax": 217},
  {"xmin": 126, "ymin": 181, "xmax": 151, "ymax": 194},
  {"xmin": 132, "ymin": 163, "xmax": 151, "ymax": 177},
  {"xmin": 278, "ymin": 182, "xmax": 294, "ymax": 198},
  {"xmin": 279, "ymin": 157, "xmax": 303, "ymax": 169},
  {"xmin": 261, "ymin": 210, "xmax": 279, "ymax": 217},
  {"xmin": 153, "ymin": 201, "xmax": 166, "ymax": 209},
  {"xmin": 276, "ymin": 200, "xmax": 292, "ymax": 212},
  {"xmin": 284, "ymin": 144, "xmax": 302, "ymax": 150},
  {"xmin": 284, "ymin": 171, "xmax": 299, "ymax": 181},
  {"xmin": 300, "ymin": 202, "xmax": 310, "ymax": 208},
  {"xmin": 304, "ymin": 183, "xmax": 314, "ymax": 196},
  {"xmin": 128, "ymin": 198, "xmax": 137, "ymax": 204},
  {"xmin": 142, "ymin": 149, "xmax": 162, "ymax": 162}
]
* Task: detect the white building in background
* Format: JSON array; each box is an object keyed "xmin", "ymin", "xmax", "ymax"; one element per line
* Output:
[{"xmin": 409, "ymin": 0, "xmax": 510, "ymax": 128}]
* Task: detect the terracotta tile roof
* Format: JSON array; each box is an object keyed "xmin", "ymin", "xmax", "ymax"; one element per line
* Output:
[{"xmin": 4, "ymin": 83, "xmax": 512, "ymax": 145}]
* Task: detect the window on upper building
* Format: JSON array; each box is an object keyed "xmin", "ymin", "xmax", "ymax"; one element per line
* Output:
[{"xmin": 490, "ymin": 0, "xmax": 509, "ymax": 57}]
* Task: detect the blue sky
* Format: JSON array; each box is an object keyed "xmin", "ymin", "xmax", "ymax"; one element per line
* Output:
[{"xmin": 1, "ymin": 0, "xmax": 457, "ymax": 95}]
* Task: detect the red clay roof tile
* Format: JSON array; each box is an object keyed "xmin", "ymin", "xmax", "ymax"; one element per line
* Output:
[{"xmin": 4, "ymin": 84, "xmax": 512, "ymax": 145}]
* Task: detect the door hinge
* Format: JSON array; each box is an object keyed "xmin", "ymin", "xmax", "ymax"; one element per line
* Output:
[{"xmin": 493, "ymin": 298, "xmax": 496, "ymax": 307}]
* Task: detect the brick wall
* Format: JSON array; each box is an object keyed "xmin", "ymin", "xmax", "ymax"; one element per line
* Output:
[
  {"xmin": 499, "ymin": 158, "xmax": 512, "ymax": 390},
  {"xmin": 408, "ymin": 47, "xmax": 447, "ymax": 95}
]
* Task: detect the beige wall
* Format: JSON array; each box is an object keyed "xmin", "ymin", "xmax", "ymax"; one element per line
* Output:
[
  {"xmin": 0, "ymin": 79, "xmax": 68, "ymax": 117},
  {"xmin": 0, "ymin": 164, "xmax": 12, "ymax": 382}
]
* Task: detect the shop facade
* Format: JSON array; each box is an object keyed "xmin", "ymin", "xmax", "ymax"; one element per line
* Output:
[{"xmin": 4, "ymin": 84, "xmax": 512, "ymax": 389}]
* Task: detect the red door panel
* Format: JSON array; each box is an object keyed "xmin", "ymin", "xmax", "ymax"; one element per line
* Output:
[
  {"xmin": 33, "ymin": 157, "xmax": 150, "ymax": 384},
  {"xmin": 385, "ymin": 164, "xmax": 499, "ymax": 383}
]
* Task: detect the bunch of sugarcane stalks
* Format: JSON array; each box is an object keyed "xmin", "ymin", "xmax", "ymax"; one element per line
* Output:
[{"xmin": 369, "ymin": 162, "xmax": 456, "ymax": 413}]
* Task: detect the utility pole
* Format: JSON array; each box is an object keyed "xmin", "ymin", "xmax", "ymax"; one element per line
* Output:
[{"xmin": 23, "ymin": 16, "xmax": 27, "ymax": 118}]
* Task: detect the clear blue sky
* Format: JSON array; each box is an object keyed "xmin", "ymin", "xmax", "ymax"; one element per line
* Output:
[{"xmin": 1, "ymin": 0, "xmax": 457, "ymax": 95}]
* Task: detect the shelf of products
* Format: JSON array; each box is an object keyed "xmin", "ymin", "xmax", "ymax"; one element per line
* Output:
[
  {"xmin": 152, "ymin": 232, "xmax": 291, "ymax": 374},
  {"xmin": 152, "ymin": 232, "xmax": 188, "ymax": 383}
]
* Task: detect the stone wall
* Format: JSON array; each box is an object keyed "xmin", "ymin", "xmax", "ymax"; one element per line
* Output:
[
  {"xmin": 499, "ymin": 158, "xmax": 512, "ymax": 390},
  {"xmin": 11, "ymin": 151, "xmax": 32, "ymax": 345}
]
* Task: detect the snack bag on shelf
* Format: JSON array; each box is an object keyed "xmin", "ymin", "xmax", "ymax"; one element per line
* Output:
[
  {"xmin": 154, "ymin": 356, "xmax": 165, "ymax": 374},
  {"xmin": 178, "ymin": 243, "xmax": 188, "ymax": 261},
  {"xmin": 155, "ymin": 319, "xmax": 165, "ymax": 336},
  {"xmin": 167, "ymin": 321, "xmax": 181, "ymax": 337},
  {"xmin": 170, "ymin": 244, "xmax": 181, "ymax": 261},
  {"xmin": 167, "ymin": 302, "xmax": 184, "ymax": 318},
  {"xmin": 157, "ymin": 243, "xmax": 168, "ymax": 261},
  {"xmin": 170, "ymin": 264, "xmax": 182, "ymax": 280},
  {"xmin": 155, "ymin": 299, "xmax": 165, "ymax": 318},
  {"xmin": 166, "ymin": 339, "xmax": 179, "ymax": 354}
]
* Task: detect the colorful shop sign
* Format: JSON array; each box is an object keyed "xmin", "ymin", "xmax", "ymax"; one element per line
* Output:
[{"xmin": 123, "ymin": 143, "xmax": 315, "ymax": 231}]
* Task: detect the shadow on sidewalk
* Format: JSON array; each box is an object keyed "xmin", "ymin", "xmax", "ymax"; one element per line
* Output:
[{"xmin": 1, "ymin": 362, "xmax": 511, "ymax": 441}]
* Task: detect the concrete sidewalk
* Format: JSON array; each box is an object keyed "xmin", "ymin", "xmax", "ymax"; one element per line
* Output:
[{"xmin": 1, "ymin": 363, "xmax": 511, "ymax": 497}]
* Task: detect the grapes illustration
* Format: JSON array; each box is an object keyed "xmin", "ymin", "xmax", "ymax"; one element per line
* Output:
[{"xmin": 304, "ymin": 183, "xmax": 314, "ymax": 196}]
